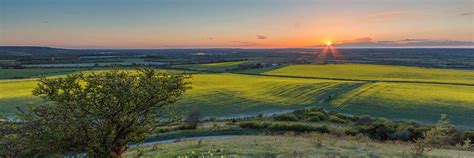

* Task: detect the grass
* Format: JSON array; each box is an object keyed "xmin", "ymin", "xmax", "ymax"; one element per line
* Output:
[
  {"xmin": 176, "ymin": 73, "xmax": 362, "ymax": 117},
  {"xmin": 126, "ymin": 134, "xmax": 474, "ymax": 157},
  {"xmin": 172, "ymin": 61, "xmax": 247, "ymax": 72},
  {"xmin": 0, "ymin": 68, "xmax": 79, "ymax": 79},
  {"xmin": 328, "ymin": 82, "xmax": 474, "ymax": 127},
  {"xmin": 1, "ymin": 64, "xmax": 474, "ymax": 127},
  {"xmin": 0, "ymin": 71, "xmax": 362, "ymax": 118},
  {"xmin": 263, "ymin": 64, "xmax": 474, "ymax": 127},
  {"xmin": 265, "ymin": 64, "xmax": 474, "ymax": 84}
]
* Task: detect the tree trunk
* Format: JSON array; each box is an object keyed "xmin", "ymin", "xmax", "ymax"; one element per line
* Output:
[{"xmin": 109, "ymin": 145, "xmax": 127, "ymax": 158}]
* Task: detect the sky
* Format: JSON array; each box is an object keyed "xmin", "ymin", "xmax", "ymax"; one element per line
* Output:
[{"xmin": 0, "ymin": 0, "xmax": 473, "ymax": 48}]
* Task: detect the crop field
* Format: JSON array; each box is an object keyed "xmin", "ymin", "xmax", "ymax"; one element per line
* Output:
[
  {"xmin": 176, "ymin": 73, "xmax": 362, "ymax": 117},
  {"xmin": 0, "ymin": 71, "xmax": 362, "ymax": 118},
  {"xmin": 172, "ymin": 61, "xmax": 247, "ymax": 72},
  {"xmin": 265, "ymin": 64, "xmax": 474, "ymax": 85},
  {"xmin": 328, "ymin": 82, "xmax": 474, "ymax": 127},
  {"xmin": 1, "ymin": 64, "xmax": 474, "ymax": 127},
  {"xmin": 0, "ymin": 68, "xmax": 80, "ymax": 79}
]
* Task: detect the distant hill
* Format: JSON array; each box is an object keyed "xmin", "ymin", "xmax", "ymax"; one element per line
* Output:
[{"xmin": 0, "ymin": 46, "xmax": 82, "ymax": 56}]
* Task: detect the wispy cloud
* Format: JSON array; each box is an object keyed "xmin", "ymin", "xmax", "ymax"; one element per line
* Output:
[
  {"xmin": 342, "ymin": 37, "xmax": 372, "ymax": 44},
  {"xmin": 257, "ymin": 35, "xmax": 267, "ymax": 40},
  {"xmin": 228, "ymin": 41, "xmax": 260, "ymax": 47},
  {"xmin": 460, "ymin": 12, "xmax": 473, "ymax": 16}
]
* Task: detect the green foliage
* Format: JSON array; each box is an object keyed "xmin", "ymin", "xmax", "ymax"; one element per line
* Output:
[
  {"xmin": 328, "ymin": 115, "xmax": 347, "ymax": 124},
  {"xmin": 461, "ymin": 138, "xmax": 472, "ymax": 150},
  {"xmin": 273, "ymin": 114, "xmax": 299, "ymax": 121},
  {"xmin": 423, "ymin": 114, "xmax": 457, "ymax": 147},
  {"xmin": 239, "ymin": 121, "xmax": 330, "ymax": 133},
  {"xmin": 181, "ymin": 111, "xmax": 202, "ymax": 129},
  {"xmin": 11, "ymin": 69, "xmax": 190, "ymax": 157},
  {"xmin": 306, "ymin": 111, "xmax": 328, "ymax": 122}
]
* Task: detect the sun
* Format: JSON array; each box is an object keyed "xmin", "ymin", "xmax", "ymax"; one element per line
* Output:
[{"xmin": 326, "ymin": 41, "xmax": 332, "ymax": 46}]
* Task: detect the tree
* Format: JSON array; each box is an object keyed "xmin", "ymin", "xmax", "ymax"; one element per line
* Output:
[
  {"xmin": 423, "ymin": 114, "xmax": 456, "ymax": 147},
  {"xmin": 17, "ymin": 69, "xmax": 190, "ymax": 157},
  {"xmin": 183, "ymin": 111, "xmax": 202, "ymax": 129}
]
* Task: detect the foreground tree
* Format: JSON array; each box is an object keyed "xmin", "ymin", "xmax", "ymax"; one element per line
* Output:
[{"xmin": 17, "ymin": 69, "xmax": 190, "ymax": 157}]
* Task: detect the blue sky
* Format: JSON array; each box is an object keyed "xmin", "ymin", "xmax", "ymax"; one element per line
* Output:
[{"xmin": 1, "ymin": 0, "xmax": 473, "ymax": 48}]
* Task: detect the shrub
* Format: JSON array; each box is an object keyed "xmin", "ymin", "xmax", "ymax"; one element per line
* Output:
[
  {"xmin": 183, "ymin": 111, "xmax": 202, "ymax": 129},
  {"xmin": 274, "ymin": 114, "xmax": 299, "ymax": 121},
  {"xmin": 328, "ymin": 115, "xmax": 347, "ymax": 124},
  {"xmin": 412, "ymin": 138, "xmax": 432, "ymax": 156},
  {"xmin": 356, "ymin": 115, "xmax": 374, "ymax": 125},
  {"xmin": 307, "ymin": 112, "xmax": 327, "ymax": 121},
  {"xmin": 345, "ymin": 127, "xmax": 360, "ymax": 136},
  {"xmin": 307, "ymin": 116, "xmax": 321, "ymax": 122},
  {"xmin": 239, "ymin": 122, "xmax": 268, "ymax": 129},
  {"xmin": 268, "ymin": 123, "xmax": 315, "ymax": 132},
  {"xmin": 315, "ymin": 125, "xmax": 330, "ymax": 133},
  {"xmin": 463, "ymin": 130, "xmax": 474, "ymax": 142},
  {"xmin": 423, "ymin": 114, "xmax": 456, "ymax": 147}
]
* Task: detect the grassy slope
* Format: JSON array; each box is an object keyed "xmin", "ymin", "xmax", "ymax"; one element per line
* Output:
[
  {"xmin": 127, "ymin": 135, "xmax": 474, "ymax": 157},
  {"xmin": 0, "ymin": 71, "xmax": 361, "ymax": 118},
  {"xmin": 265, "ymin": 64, "xmax": 474, "ymax": 127},
  {"xmin": 329, "ymin": 82, "xmax": 474, "ymax": 127},
  {"xmin": 177, "ymin": 73, "xmax": 361, "ymax": 117},
  {"xmin": 265, "ymin": 64, "xmax": 474, "ymax": 84}
]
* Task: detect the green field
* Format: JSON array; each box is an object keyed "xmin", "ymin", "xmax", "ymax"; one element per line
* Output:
[
  {"xmin": 0, "ymin": 68, "xmax": 79, "ymax": 79},
  {"xmin": 0, "ymin": 71, "xmax": 361, "ymax": 117},
  {"xmin": 1, "ymin": 63, "xmax": 474, "ymax": 127},
  {"xmin": 176, "ymin": 73, "xmax": 362, "ymax": 117},
  {"xmin": 265, "ymin": 64, "xmax": 474, "ymax": 84},
  {"xmin": 328, "ymin": 82, "xmax": 474, "ymax": 127},
  {"xmin": 172, "ymin": 61, "xmax": 247, "ymax": 72}
]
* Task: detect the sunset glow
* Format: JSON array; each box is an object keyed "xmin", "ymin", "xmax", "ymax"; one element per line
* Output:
[{"xmin": 0, "ymin": 0, "xmax": 473, "ymax": 48}]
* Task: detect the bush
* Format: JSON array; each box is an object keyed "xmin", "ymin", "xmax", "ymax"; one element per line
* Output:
[
  {"xmin": 183, "ymin": 111, "xmax": 202, "ymax": 129},
  {"xmin": 307, "ymin": 111, "xmax": 327, "ymax": 120},
  {"xmin": 268, "ymin": 123, "xmax": 315, "ymax": 132},
  {"xmin": 328, "ymin": 115, "xmax": 347, "ymax": 124},
  {"xmin": 315, "ymin": 125, "xmax": 330, "ymax": 133},
  {"xmin": 345, "ymin": 127, "xmax": 360, "ymax": 136},
  {"xmin": 307, "ymin": 116, "xmax": 321, "ymax": 122},
  {"xmin": 356, "ymin": 115, "xmax": 374, "ymax": 125},
  {"xmin": 274, "ymin": 114, "xmax": 299, "ymax": 121},
  {"xmin": 239, "ymin": 122, "xmax": 268, "ymax": 129},
  {"xmin": 463, "ymin": 130, "xmax": 474, "ymax": 142}
]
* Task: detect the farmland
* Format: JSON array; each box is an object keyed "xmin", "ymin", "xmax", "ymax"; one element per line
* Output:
[
  {"xmin": 0, "ymin": 70, "xmax": 362, "ymax": 118},
  {"xmin": 329, "ymin": 82, "xmax": 474, "ymax": 127},
  {"xmin": 1, "ymin": 63, "xmax": 474, "ymax": 127},
  {"xmin": 264, "ymin": 64, "xmax": 474, "ymax": 85},
  {"xmin": 0, "ymin": 68, "xmax": 79, "ymax": 79},
  {"xmin": 171, "ymin": 61, "xmax": 247, "ymax": 72}
]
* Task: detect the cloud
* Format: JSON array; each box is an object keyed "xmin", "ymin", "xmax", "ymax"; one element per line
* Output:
[
  {"xmin": 228, "ymin": 41, "xmax": 260, "ymax": 47},
  {"xmin": 257, "ymin": 35, "xmax": 267, "ymax": 40},
  {"xmin": 460, "ymin": 12, "xmax": 473, "ymax": 16},
  {"xmin": 342, "ymin": 37, "xmax": 373, "ymax": 44}
]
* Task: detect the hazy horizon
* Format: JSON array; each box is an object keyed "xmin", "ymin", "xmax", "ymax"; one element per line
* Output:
[{"xmin": 1, "ymin": 0, "xmax": 473, "ymax": 48}]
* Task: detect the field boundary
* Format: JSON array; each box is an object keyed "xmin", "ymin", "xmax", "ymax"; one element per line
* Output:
[{"xmin": 233, "ymin": 72, "xmax": 474, "ymax": 87}]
